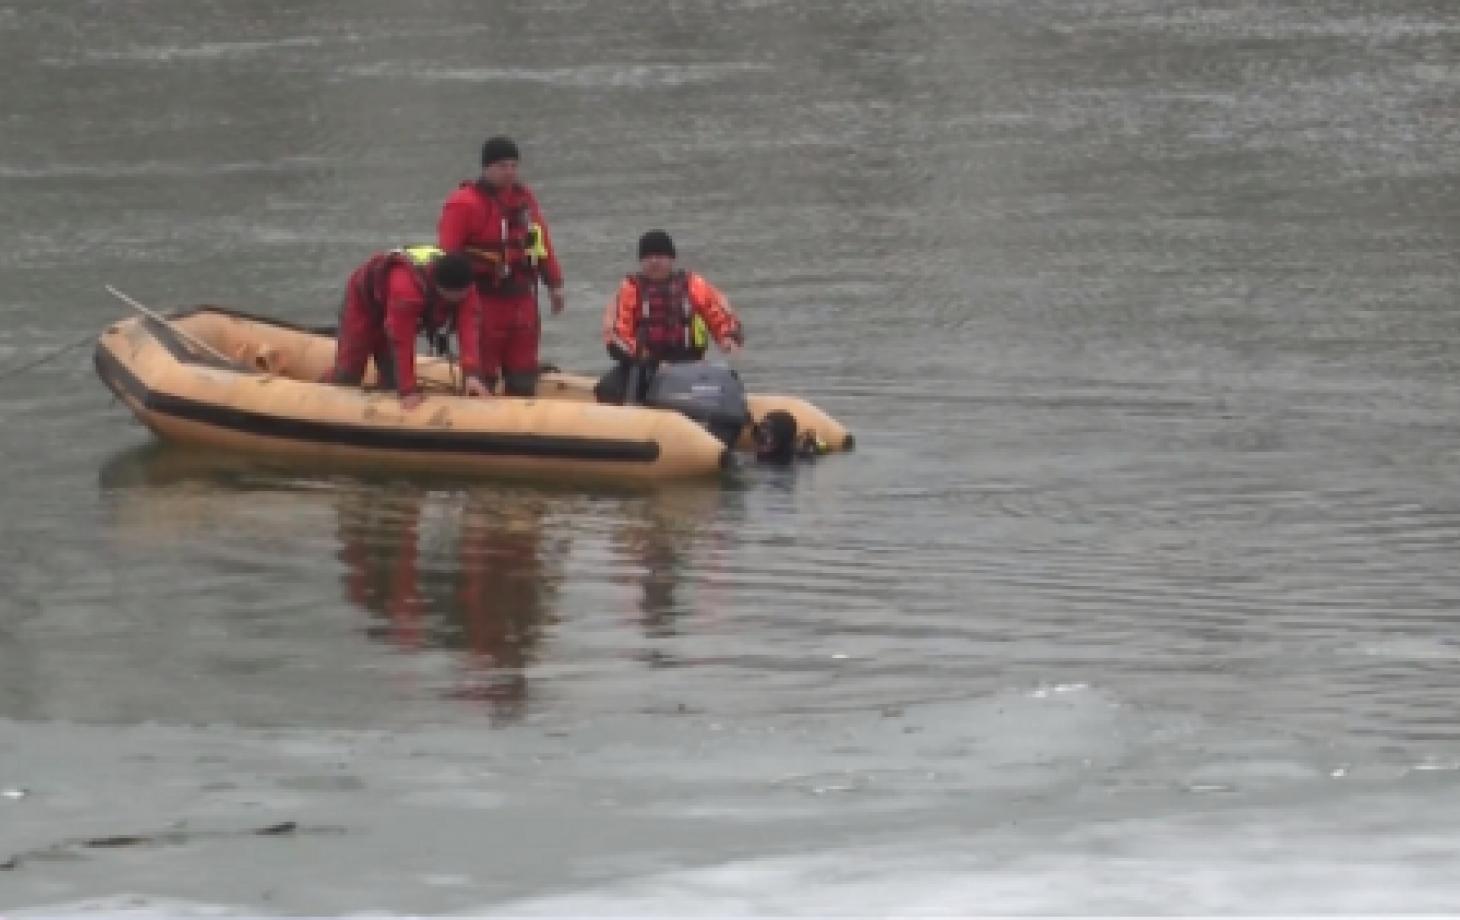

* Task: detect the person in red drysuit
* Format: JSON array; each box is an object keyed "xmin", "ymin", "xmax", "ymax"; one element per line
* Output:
[
  {"xmin": 322, "ymin": 247, "xmax": 489, "ymax": 410},
  {"xmin": 437, "ymin": 135, "xmax": 566, "ymax": 397}
]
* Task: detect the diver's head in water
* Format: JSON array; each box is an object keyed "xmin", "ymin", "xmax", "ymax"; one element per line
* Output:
[
  {"xmin": 753, "ymin": 411, "xmax": 800, "ymax": 464},
  {"xmin": 754, "ymin": 410, "xmax": 830, "ymax": 463}
]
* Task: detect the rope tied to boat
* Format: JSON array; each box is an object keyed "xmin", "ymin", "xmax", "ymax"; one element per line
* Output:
[{"xmin": 0, "ymin": 332, "xmax": 97, "ymax": 382}]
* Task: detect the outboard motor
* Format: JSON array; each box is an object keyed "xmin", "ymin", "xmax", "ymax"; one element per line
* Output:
[{"xmin": 643, "ymin": 361, "xmax": 751, "ymax": 448}]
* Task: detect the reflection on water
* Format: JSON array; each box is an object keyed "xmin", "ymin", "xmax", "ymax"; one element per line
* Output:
[
  {"xmin": 333, "ymin": 486, "xmax": 565, "ymax": 721},
  {"xmin": 95, "ymin": 442, "xmax": 739, "ymax": 723},
  {"xmin": 610, "ymin": 486, "xmax": 727, "ymax": 641}
]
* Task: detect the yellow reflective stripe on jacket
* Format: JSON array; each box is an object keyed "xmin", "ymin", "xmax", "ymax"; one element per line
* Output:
[
  {"xmin": 525, "ymin": 223, "xmax": 548, "ymax": 261},
  {"xmin": 399, "ymin": 244, "xmax": 444, "ymax": 267}
]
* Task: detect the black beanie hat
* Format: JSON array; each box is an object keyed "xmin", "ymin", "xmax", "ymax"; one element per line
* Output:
[
  {"xmin": 433, "ymin": 252, "xmax": 474, "ymax": 292},
  {"xmin": 480, "ymin": 135, "xmax": 520, "ymax": 166},
  {"xmin": 637, "ymin": 229, "xmax": 676, "ymax": 259}
]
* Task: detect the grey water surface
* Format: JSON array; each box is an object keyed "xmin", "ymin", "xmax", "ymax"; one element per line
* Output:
[{"xmin": 2, "ymin": 0, "xmax": 1459, "ymax": 914}]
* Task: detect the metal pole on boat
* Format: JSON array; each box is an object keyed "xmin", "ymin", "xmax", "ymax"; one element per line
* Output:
[{"xmin": 104, "ymin": 285, "xmax": 237, "ymax": 366}]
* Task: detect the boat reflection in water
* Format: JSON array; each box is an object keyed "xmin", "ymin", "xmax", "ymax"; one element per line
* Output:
[
  {"xmin": 333, "ymin": 484, "xmax": 565, "ymax": 719},
  {"xmin": 98, "ymin": 442, "xmax": 739, "ymax": 722}
]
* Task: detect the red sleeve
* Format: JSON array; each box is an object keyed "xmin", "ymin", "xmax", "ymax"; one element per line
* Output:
[
  {"xmin": 383, "ymin": 265, "xmax": 426, "ymax": 395},
  {"xmin": 437, "ymin": 185, "xmax": 477, "ymax": 252},
  {"xmin": 523, "ymin": 187, "xmax": 564, "ymax": 289},
  {"xmin": 454, "ymin": 289, "xmax": 482, "ymax": 377}
]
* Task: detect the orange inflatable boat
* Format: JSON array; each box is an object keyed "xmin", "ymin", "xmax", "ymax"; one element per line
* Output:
[{"xmin": 93, "ymin": 306, "xmax": 852, "ymax": 482}]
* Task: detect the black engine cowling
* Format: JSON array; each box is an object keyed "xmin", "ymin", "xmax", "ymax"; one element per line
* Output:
[{"xmin": 643, "ymin": 361, "xmax": 751, "ymax": 448}]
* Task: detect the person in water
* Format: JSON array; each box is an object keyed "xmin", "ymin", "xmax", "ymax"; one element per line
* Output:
[
  {"xmin": 751, "ymin": 409, "xmax": 829, "ymax": 464},
  {"xmin": 594, "ymin": 229, "xmax": 744, "ymax": 405},
  {"xmin": 322, "ymin": 246, "xmax": 490, "ymax": 410}
]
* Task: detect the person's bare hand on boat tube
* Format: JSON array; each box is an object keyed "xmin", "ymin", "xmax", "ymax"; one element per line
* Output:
[
  {"xmin": 400, "ymin": 391, "xmax": 425, "ymax": 411},
  {"xmin": 464, "ymin": 376, "xmax": 492, "ymax": 398}
]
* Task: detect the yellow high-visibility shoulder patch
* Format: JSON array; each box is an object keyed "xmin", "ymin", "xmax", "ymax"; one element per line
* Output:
[{"xmin": 400, "ymin": 244, "xmax": 443, "ymax": 266}]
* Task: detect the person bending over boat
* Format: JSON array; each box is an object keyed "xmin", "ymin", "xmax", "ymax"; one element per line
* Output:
[
  {"xmin": 322, "ymin": 246, "xmax": 490, "ymax": 410},
  {"xmin": 438, "ymin": 135, "xmax": 566, "ymax": 398},
  {"xmin": 594, "ymin": 230, "xmax": 744, "ymax": 405}
]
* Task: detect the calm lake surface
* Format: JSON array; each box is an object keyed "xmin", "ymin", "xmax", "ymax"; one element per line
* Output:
[{"xmin": 2, "ymin": 0, "xmax": 1459, "ymax": 913}]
